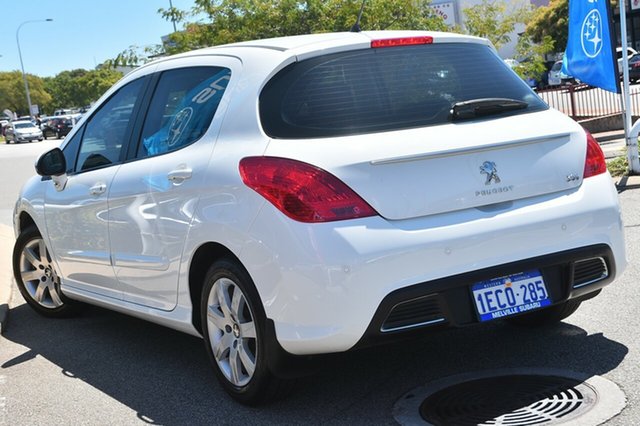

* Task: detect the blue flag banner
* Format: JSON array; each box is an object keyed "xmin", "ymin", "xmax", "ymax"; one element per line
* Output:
[{"xmin": 563, "ymin": 0, "xmax": 619, "ymax": 93}]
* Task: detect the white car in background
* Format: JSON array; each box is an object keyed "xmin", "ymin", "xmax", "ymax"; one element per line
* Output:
[
  {"xmin": 4, "ymin": 120, "xmax": 43, "ymax": 143},
  {"xmin": 616, "ymin": 46, "xmax": 638, "ymax": 73},
  {"xmin": 548, "ymin": 60, "xmax": 575, "ymax": 86},
  {"xmin": 12, "ymin": 30, "xmax": 626, "ymax": 405}
]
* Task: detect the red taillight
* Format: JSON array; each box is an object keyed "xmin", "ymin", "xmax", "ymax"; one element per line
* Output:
[
  {"xmin": 583, "ymin": 130, "xmax": 607, "ymax": 178},
  {"xmin": 371, "ymin": 36, "xmax": 433, "ymax": 48},
  {"xmin": 239, "ymin": 157, "xmax": 377, "ymax": 223}
]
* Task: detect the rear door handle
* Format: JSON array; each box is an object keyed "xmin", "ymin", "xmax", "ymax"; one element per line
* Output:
[
  {"xmin": 89, "ymin": 183, "xmax": 107, "ymax": 196},
  {"xmin": 167, "ymin": 167, "xmax": 192, "ymax": 184}
]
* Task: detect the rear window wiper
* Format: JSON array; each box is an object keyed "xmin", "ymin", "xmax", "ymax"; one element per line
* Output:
[{"xmin": 449, "ymin": 98, "xmax": 529, "ymax": 121}]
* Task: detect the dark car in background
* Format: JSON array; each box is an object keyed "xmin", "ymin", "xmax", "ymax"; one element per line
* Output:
[
  {"xmin": 628, "ymin": 53, "xmax": 640, "ymax": 83},
  {"xmin": 42, "ymin": 117, "xmax": 74, "ymax": 139}
]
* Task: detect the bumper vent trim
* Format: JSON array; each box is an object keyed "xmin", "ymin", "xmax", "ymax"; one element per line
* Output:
[
  {"xmin": 572, "ymin": 257, "xmax": 608, "ymax": 289},
  {"xmin": 381, "ymin": 294, "xmax": 446, "ymax": 333}
]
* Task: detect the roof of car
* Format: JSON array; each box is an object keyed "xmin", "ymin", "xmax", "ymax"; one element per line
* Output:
[
  {"xmin": 220, "ymin": 30, "xmax": 485, "ymax": 50},
  {"xmin": 12, "ymin": 120, "xmax": 34, "ymax": 125},
  {"xmin": 143, "ymin": 30, "xmax": 491, "ymax": 69}
]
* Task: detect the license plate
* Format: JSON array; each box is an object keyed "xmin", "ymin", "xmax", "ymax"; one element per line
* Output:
[{"xmin": 471, "ymin": 270, "xmax": 551, "ymax": 322}]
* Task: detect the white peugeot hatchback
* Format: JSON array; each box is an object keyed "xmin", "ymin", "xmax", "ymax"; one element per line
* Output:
[{"xmin": 13, "ymin": 31, "xmax": 626, "ymax": 404}]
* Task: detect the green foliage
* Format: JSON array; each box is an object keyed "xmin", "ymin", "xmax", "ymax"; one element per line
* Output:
[
  {"xmin": 77, "ymin": 68, "xmax": 123, "ymax": 105},
  {"xmin": 514, "ymin": 34, "xmax": 555, "ymax": 81},
  {"xmin": 607, "ymin": 155, "xmax": 628, "ymax": 177},
  {"xmin": 43, "ymin": 68, "xmax": 122, "ymax": 113},
  {"xmin": 527, "ymin": 0, "xmax": 620, "ymax": 52},
  {"xmin": 160, "ymin": 0, "xmax": 448, "ymax": 54},
  {"xmin": 462, "ymin": 0, "xmax": 529, "ymax": 50},
  {"xmin": 43, "ymin": 69, "xmax": 88, "ymax": 112},
  {"xmin": 526, "ymin": 0, "xmax": 568, "ymax": 50},
  {"xmin": 103, "ymin": 45, "xmax": 165, "ymax": 69},
  {"xmin": 0, "ymin": 71, "xmax": 51, "ymax": 116},
  {"xmin": 0, "ymin": 68, "xmax": 121, "ymax": 116}
]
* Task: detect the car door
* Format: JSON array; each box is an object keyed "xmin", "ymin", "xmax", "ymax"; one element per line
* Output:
[
  {"xmin": 108, "ymin": 57, "xmax": 238, "ymax": 310},
  {"xmin": 44, "ymin": 76, "xmax": 149, "ymax": 299}
]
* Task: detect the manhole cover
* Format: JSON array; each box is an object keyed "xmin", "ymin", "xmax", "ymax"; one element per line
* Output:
[{"xmin": 393, "ymin": 368, "xmax": 626, "ymax": 426}]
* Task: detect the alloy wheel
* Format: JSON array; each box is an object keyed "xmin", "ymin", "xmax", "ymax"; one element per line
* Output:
[
  {"xmin": 206, "ymin": 277, "xmax": 257, "ymax": 387},
  {"xmin": 18, "ymin": 237, "xmax": 64, "ymax": 309}
]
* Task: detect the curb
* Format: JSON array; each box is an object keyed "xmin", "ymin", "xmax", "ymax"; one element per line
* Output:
[
  {"xmin": 0, "ymin": 224, "xmax": 14, "ymax": 334},
  {"xmin": 594, "ymin": 133, "xmax": 625, "ymax": 144}
]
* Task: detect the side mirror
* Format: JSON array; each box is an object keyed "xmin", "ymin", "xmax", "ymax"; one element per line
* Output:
[{"xmin": 35, "ymin": 148, "xmax": 66, "ymax": 177}]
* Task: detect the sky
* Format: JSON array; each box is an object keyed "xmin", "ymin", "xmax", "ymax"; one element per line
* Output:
[{"xmin": 0, "ymin": 0, "xmax": 197, "ymax": 77}]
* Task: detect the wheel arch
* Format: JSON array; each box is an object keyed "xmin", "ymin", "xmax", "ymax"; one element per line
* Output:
[
  {"xmin": 16, "ymin": 211, "xmax": 37, "ymax": 235},
  {"xmin": 188, "ymin": 241, "xmax": 244, "ymax": 334}
]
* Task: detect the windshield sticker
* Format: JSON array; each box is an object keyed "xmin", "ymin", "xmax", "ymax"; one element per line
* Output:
[
  {"xmin": 192, "ymin": 74, "xmax": 231, "ymax": 104},
  {"xmin": 167, "ymin": 107, "xmax": 193, "ymax": 147}
]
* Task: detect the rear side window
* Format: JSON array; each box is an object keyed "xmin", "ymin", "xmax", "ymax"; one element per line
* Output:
[
  {"xmin": 138, "ymin": 66, "xmax": 230, "ymax": 158},
  {"xmin": 260, "ymin": 43, "xmax": 547, "ymax": 138}
]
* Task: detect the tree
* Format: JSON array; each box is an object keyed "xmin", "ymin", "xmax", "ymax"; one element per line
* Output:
[
  {"xmin": 513, "ymin": 34, "xmax": 555, "ymax": 83},
  {"xmin": 43, "ymin": 68, "xmax": 122, "ymax": 113},
  {"xmin": 526, "ymin": 0, "xmax": 568, "ymax": 51},
  {"xmin": 158, "ymin": 0, "xmax": 448, "ymax": 54},
  {"xmin": 527, "ymin": 0, "xmax": 619, "ymax": 52},
  {"xmin": 0, "ymin": 71, "xmax": 51, "ymax": 116},
  {"xmin": 462, "ymin": 0, "xmax": 530, "ymax": 51},
  {"xmin": 103, "ymin": 45, "xmax": 165, "ymax": 69},
  {"xmin": 76, "ymin": 68, "xmax": 123, "ymax": 106},
  {"xmin": 43, "ymin": 69, "xmax": 88, "ymax": 112}
]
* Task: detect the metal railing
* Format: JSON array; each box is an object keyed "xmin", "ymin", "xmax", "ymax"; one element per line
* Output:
[{"xmin": 536, "ymin": 83, "xmax": 640, "ymax": 120}]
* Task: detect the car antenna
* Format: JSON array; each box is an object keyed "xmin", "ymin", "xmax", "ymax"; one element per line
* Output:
[{"xmin": 350, "ymin": 0, "xmax": 367, "ymax": 32}]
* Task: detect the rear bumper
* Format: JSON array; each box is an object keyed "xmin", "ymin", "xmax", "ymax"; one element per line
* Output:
[
  {"xmin": 263, "ymin": 244, "xmax": 613, "ymax": 378},
  {"xmin": 352, "ymin": 243, "xmax": 613, "ymax": 350},
  {"xmin": 241, "ymin": 173, "xmax": 626, "ymax": 356}
]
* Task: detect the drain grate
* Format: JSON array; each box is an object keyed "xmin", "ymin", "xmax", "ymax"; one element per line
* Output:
[
  {"xmin": 419, "ymin": 375, "xmax": 594, "ymax": 425},
  {"xmin": 393, "ymin": 369, "xmax": 626, "ymax": 426}
]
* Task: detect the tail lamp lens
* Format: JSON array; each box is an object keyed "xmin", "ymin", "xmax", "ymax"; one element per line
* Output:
[
  {"xmin": 239, "ymin": 157, "xmax": 377, "ymax": 223},
  {"xmin": 583, "ymin": 130, "xmax": 607, "ymax": 178}
]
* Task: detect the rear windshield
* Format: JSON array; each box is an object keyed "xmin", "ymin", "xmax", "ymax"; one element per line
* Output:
[{"xmin": 260, "ymin": 43, "xmax": 547, "ymax": 138}]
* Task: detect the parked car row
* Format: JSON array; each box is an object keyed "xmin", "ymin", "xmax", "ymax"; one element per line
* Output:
[{"xmin": 2, "ymin": 112, "xmax": 82, "ymax": 144}]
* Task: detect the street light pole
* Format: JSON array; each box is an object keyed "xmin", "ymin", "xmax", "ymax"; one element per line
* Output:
[
  {"xmin": 168, "ymin": 0, "xmax": 177, "ymax": 32},
  {"xmin": 16, "ymin": 18, "xmax": 53, "ymax": 118}
]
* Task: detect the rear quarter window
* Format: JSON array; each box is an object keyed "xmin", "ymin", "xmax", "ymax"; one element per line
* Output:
[
  {"xmin": 260, "ymin": 43, "xmax": 547, "ymax": 139},
  {"xmin": 138, "ymin": 66, "xmax": 231, "ymax": 158}
]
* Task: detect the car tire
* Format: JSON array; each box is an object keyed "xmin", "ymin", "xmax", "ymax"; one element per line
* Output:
[
  {"xmin": 506, "ymin": 300, "xmax": 581, "ymax": 327},
  {"xmin": 200, "ymin": 258, "xmax": 293, "ymax": 405},
  {"xmin": 38, "ymin": 138, "xmax": 43, "ymax": 142},
  {"xmin": 13, "ymin": 226, "xmax": 77, "ymax": 317}
]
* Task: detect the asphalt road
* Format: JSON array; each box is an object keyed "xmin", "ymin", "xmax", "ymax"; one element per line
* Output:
[{"xmin": 1, "ymin": 139, "xmax": 640, "ymax": 425}]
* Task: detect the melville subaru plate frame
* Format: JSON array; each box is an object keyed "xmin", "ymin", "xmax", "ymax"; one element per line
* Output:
[{"xmin": 471, "ymin": 270, "xmax": 551, "ymax": 322}]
